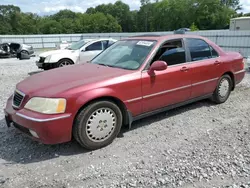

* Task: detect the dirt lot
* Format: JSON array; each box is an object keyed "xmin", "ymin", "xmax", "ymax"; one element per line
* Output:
[{"xmin": 0, "ymin": 57, "xmax": 250, "ymax": 188}]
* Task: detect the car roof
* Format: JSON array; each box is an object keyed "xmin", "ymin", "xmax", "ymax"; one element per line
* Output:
[
  {"xmin": 80, "ymin": 38, "xmax": 117, "ymax": 42},
  {"xmin": 124, "ymin": 34, "xmax": 207, "ymax": 42}
]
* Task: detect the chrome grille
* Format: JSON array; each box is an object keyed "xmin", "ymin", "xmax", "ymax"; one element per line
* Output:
[{"xmin": 12, "ymin": 90, "xmax": 25, "ymax": 108}]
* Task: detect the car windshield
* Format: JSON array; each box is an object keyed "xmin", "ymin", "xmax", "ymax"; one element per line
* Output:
[
  {"xmin": 91, "ymin": 40, "xmax": 156, "ymax": 70},
  {"xmin": 67, "ymin": 40, "xmax": 91, "ymax": 50}
]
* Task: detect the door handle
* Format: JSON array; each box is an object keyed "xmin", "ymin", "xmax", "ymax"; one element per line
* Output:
[
  {"xmin": 214, "ymin": 60, "xmax": 221, "ymax": 65},
  {"xmin": 180, "ymin": 66, "xmax": 189, "ymax": 72}
]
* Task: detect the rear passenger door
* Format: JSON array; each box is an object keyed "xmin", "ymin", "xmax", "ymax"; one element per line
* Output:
[{"xmin": 184, "ymin": 38, "xmax": 220, "ymax": 98}]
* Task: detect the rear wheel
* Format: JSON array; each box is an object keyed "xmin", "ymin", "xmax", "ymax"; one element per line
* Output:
[
  {"xmin": 73, "ymin": 101, "xmax": 123, "ymax": 150},
  {"xmin": 57, "ymin": 59, "xmax": 73, "ymax": 67},
  {"xmin": 212, "ymin": 74, "xmax": 232, "ymax": 104},
  {"xmin": 21, "ymin": 50, "xmax": 29, "ymax": 55}
]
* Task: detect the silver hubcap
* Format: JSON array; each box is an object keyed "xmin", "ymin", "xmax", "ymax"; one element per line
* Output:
[
  {"xmin": 86, "ymin": 108, "xmax": 116, "ymax": 142},
  {"xmin": 59, "ymin": 61, "xmax": 71, "ymax": 67},
  {"xmin": 218, "ymin": 78, "xmax": 230, "ymax": 97}
]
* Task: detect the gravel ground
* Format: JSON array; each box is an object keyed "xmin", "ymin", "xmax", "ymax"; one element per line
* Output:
[{"xmin": 0, "ymin": 57, "xmax": 250, "ymax": 188}]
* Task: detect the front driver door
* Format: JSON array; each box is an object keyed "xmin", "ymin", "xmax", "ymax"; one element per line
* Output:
[
  {"xmin": 80, "ymin": 41, "xmax": 103, "ymax": 62},
  {"xmin": 141, "ymin": 39, "xmax": 192, "ymax": 113}
]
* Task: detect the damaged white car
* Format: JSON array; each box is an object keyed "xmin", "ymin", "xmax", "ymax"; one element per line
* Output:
[{"xmin": 36, "ymin": 38, "xmax": 117, "ymax": 70}]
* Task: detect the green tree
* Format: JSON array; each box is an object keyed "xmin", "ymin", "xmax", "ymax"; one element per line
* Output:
[
  {"xmin": 86, "ymin": 1, "xmax": 132, "ymax": 32},
  {"xmin": 0, "ymin": 1, "xmax": 241, "ymax": 34},
  {"xmin": 76, "ymin": 12, "xmax": 121, "ymax": 33},
  {"xmin": 0, "ymin": 5, "xmax": 21, "ymax": 34},
  {"xmin": 39, "ymin": 19, "xmax": 63, "ymax": 34},
  {"xmin": 190, "ymin": 22, "xmax": 199, "ymax": 31}
]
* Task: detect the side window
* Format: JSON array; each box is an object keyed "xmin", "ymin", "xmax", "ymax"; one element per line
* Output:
[
  {"xmin": 186, "ymin": 38, "xmax": 213, "ymax": 61},
  {"xmin": 108, "ymin": 40, "xmax": 115, "ymax": 47},
  {"xmin": 102, "ymin": 40, "xmax": 109, "ymax": 50},
  {"xmin": 209, "ymin": 45, "xmax": 219, "ymax": 58},
  {"xmin": 159, "ymin": 48, "xmax": 186, "ymax": 66},
  {"xmin": 85, "ymin": 41, "xmax": 102, "ymax": 51},
  {"xmin": 151, "ymin": 39, "xmax": 186, "ymax": 66}
]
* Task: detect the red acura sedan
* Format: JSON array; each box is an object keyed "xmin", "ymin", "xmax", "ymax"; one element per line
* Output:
[{"xmin": 4, "ymin": 34, "xmax": 245, "ymax": 150}]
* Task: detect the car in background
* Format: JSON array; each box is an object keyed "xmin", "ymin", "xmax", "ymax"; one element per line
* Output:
[
  {"xmin": 36, "ymin": 38, "xmax": 117, "ymax": 70},
  {"xmin": 0, "ymin": 42, "xmax": 34, "ymax": 58},
  {"xmin": 56, "ymin": 41, "xmax": 71, "ymax": 50},
  {"xmin": 4, "ymin": 34, "xmax": 245, "ymax": 150},
  {"xmin": 176, "ymin": 28, "xmax": 191, "ymax": 32},
  {"xmin": 246, "ymin": 56, "xmax": 250, "ymax": 69}
]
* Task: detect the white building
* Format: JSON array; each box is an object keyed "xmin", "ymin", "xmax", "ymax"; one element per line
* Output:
[{"xmin": 230, "ymin": 17, "xmax": 250, "ymax": 31}]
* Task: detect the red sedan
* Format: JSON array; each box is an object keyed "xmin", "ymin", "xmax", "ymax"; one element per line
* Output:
[{"xmin": 4, "ymin": 34, "xmax": 245, "ymax": 150}]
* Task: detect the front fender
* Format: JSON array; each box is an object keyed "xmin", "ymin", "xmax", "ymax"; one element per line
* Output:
[
  {"xmin": 71, "ymin": 87, "xmax": 132, "ymax": 128},
  {"xmin": 74, "ymin": 87, "xmax": 125, "ymax": 110},
  {"xmin": 49, "ymin": 54, "xmax": 78, "ymax": 64}
]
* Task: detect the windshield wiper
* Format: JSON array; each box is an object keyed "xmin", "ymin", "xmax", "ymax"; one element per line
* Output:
[{"xmin": 97, "ymin": 63, "xmax": 113, "ymax": 67}]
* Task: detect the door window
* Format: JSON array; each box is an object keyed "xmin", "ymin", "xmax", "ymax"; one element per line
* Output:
[
  {"xmin": 102, "ymin": 40, "xmax": 116, "ymax": 50},
  {"xmin": 186, "ymin": 38, "xmax": 218, "ymax": 61},
  {"xmin": 151, "ymin": 39, "xmax": 187, "ymax": 66},
  {"xmin": 85, "ymin": 41, "xmax": 102, "ymax": 51},
  {"xmin": 210, "ymin": 45, "xmax": 219, "ymax": 58}
]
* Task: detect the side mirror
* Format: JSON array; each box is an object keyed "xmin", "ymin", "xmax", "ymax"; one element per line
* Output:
[
  {"xmin": 148, "ymin": 60, "xmax": 167, "ymax": 74},
  {"xmin": 81, "ymin": 48, "xmax": 86, "ymax": 52}
]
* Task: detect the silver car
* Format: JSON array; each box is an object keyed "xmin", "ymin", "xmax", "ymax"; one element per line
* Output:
[{"xmin": 0, "ymin": 42, "xmax": 34, "ymax": 58}]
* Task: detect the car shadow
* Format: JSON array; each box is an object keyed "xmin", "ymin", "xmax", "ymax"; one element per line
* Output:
[
  {"xmin": 28, "ymin": 70, "xmax": 43, "ymax": 76},
  {"xmin": 117, "ymin": 98, "xmax": 214, "ymax": 136},
  {"xmin": 0, "ymin": 99, "xmax": 213, "ymax": 165}
]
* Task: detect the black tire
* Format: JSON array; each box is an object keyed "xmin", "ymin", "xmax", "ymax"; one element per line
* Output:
[
  {"xmin": 73, "ymin": 101, "xmax": 123, "ymax": 150},
  {"xmin": 57, "ymin": 59, "xmax": 73, "ymax": 68},
  {"xmin": 212, "ymin": 74, "xmax": 232, "ymax": 104},
  {"xmin": 21, "ymin": 50, "xmax": 29, "ymax": 55}
]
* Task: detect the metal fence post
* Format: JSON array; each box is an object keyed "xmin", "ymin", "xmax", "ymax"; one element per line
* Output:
[{"xmin": 41, "ymin": 37, "xmax": 44, "ymax": 49}]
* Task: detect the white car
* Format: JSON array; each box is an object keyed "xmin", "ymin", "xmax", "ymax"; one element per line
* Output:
[
  {"xmin": 36, "ymin": 38, "xmax": 117, "ymax": 70},
  {"xmin": 246, "ymin": 56, "xmax": 250, "ymax": 69},
  {"xmin": 56, "ymin": 41, "xmax": 71, "ymax": 49}
]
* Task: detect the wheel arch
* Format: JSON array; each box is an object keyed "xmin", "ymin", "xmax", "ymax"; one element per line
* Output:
[
  {"xmin": 58, "ymin": 58, "xmax": 74, "ymax": 65},
  {"xmin": 73, "ymin": 96, "xmax": 130, "ymax": 132},
  {"xmin": 20, "ymin": 50, "xmax": 29, "ymax": 54},
  {"xmin": 222, "ymin": 71, "xmax": 235, "ymax": 91}
]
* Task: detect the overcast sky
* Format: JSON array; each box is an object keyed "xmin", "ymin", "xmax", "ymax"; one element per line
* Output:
[{"xmin": 1, "ymin": 0, "xmax": 250, "ymax": 15}]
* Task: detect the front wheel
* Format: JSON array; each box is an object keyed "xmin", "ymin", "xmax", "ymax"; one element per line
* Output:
[
  {"xmin": 211, "ymin": 74, "xmax": 232, "ymax": 104},
  {"xmin": 57, "ymin": 59, "xmax": 73, "ymax": 67},
  {"xmin": 73, "ymin": 101, "xmax": 123, "ymax": 150}
]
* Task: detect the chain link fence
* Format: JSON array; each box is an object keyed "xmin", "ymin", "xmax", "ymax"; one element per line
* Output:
[{"xmin": 0, "ymin": 30, "xmax": 250, "ymax": 57}]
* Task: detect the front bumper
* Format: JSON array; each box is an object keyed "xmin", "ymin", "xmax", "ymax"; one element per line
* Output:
[
  {"xmin": 36, "ymin": 61, "xmax": 56, "ymax": 70},
  {"xmin": 235, "ymin": 69, "xmax": 246, "ymax": 85},
  {"xmin": 4, "ymin": 96, "xmax": 73, "ymax": 145}
]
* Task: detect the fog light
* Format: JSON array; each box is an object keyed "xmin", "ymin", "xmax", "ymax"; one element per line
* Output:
[{"xmin": 29, "ymin": 129, "xmax": 39, "ymax": 138}]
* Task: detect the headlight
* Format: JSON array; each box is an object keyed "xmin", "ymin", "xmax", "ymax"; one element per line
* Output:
[
  {"xmin": 44, "ymin": 55, "xmax": 51, "ymax": 63},
  {"xmin": 25, "ymin": 97, "xmax": 66, "ymax": 114}
]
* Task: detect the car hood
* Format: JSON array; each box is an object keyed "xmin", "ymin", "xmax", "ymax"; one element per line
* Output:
[
  {"xmin": 17, "ymin": 63, "xmax": 132, "ymax": 97},
  {"xmin": 39, "ymin": 49, "xmax": 75, "ymax": 57}
]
